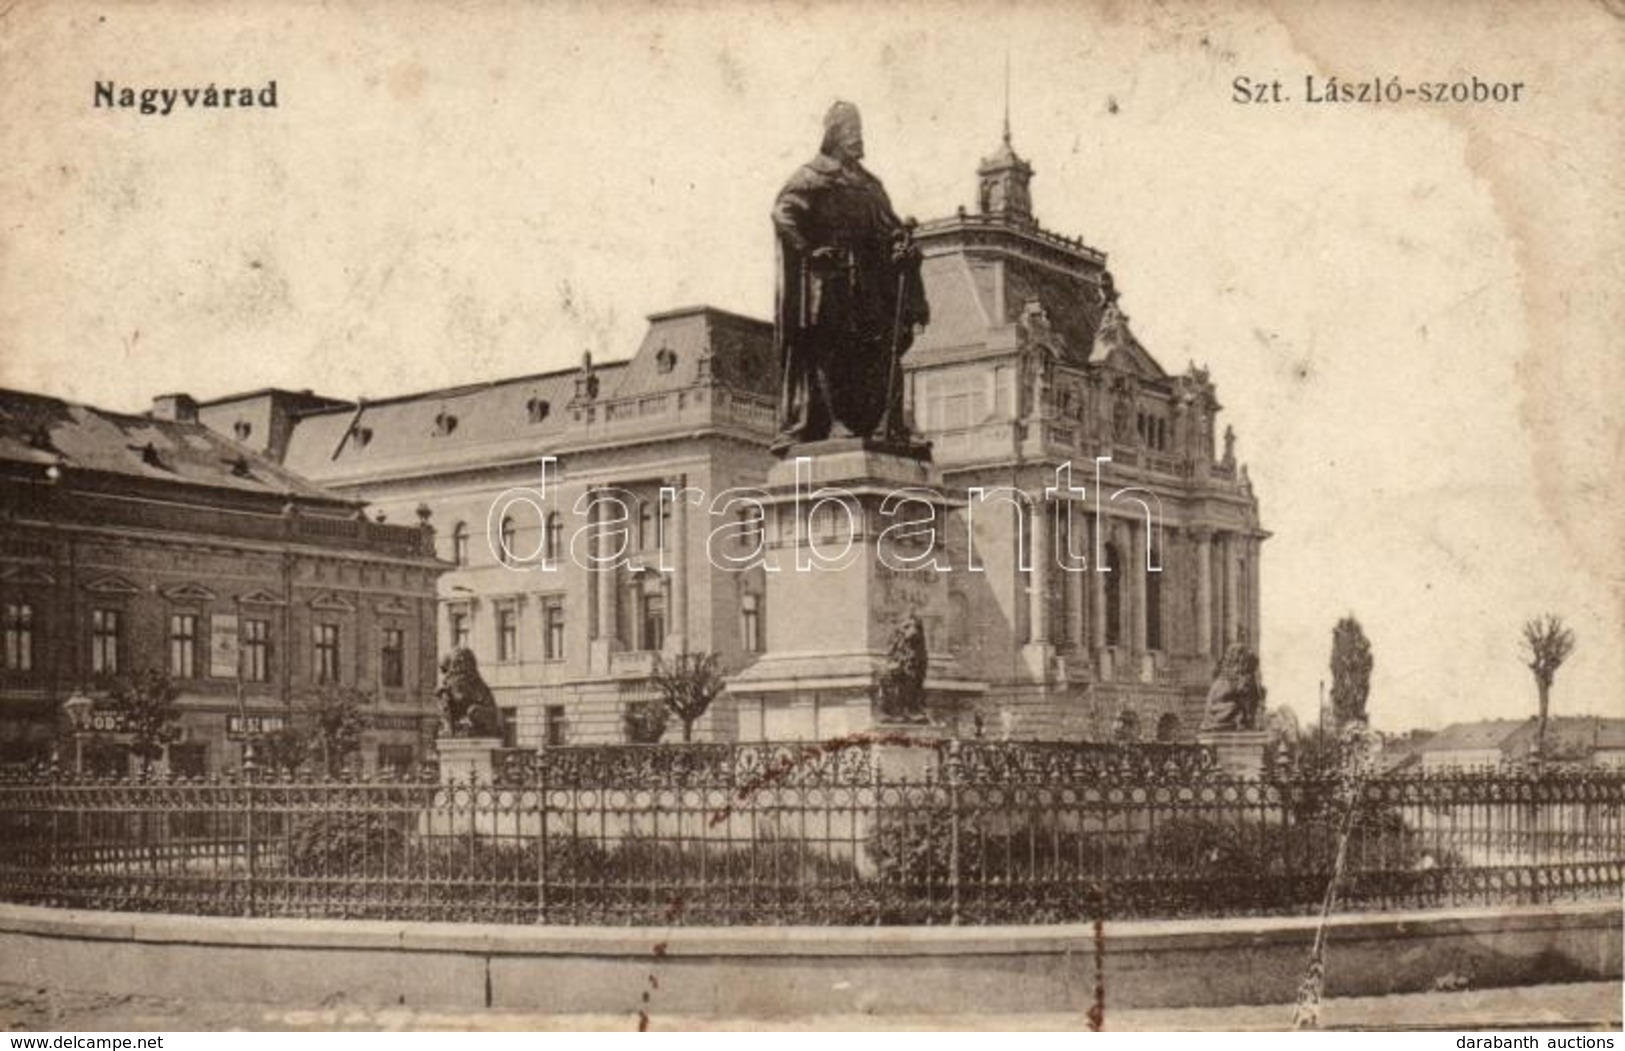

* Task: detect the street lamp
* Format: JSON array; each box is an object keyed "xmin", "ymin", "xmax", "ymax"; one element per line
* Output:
[{"xmin": 61, "ymin": 691, "xmax": 94, "ymax": 776}]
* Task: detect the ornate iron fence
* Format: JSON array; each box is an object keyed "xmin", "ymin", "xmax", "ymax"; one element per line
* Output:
[{"xmin": 0, "ymin": 741, "xmax": 1620, "ymax": 926}]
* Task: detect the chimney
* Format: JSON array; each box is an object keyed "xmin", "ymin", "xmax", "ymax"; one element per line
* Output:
[{"xmin": 151, "ymin": 393, "xmax": 199, "ymax": 423}]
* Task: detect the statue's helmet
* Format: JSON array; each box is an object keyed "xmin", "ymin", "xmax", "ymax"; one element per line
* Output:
[{"xmin": 821, "ymin": 100, "xmax": 863, "ymax": 154}]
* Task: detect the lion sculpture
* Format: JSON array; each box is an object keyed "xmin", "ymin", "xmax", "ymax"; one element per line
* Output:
[
  {"xmin": 436, "ymin": 646, "xmax": 503, "ymax": 738},
  {"xmin": 1200, "ymin": 642, "xmax": 1266, "ymax": 732},
  {"xmin": 876, "ymin": 612, "xmax": 930, "ymax": 724}
]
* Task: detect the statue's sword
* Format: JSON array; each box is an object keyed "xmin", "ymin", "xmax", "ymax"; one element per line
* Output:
[{"xmin": 882, "ymin": 221, "xmax": 918, "ymax": 441}]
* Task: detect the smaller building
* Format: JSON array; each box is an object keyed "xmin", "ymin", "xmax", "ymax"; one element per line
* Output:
[
  {"xmin": 0, "ymin": 388, "xmax": 446, "ymax": 775},
  {"xmin": 1418, "ymin": 717, "xmax": 1625, "ymax": 772}
]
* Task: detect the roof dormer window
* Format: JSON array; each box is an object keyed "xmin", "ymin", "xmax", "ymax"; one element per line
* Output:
[
  {"xmin": 655, "ymin": 347, "xmax": 677, "ymax": 374},
  {"xmin": 233, "ymin": 420, "xmax": 252, "ymax": 441},
  {"xmin": 433, "ymin": 411, "xmax": 458, "ymax": 437},
  {"xmin": 526, "ymin": 397, "xmax": 551, "ymax": 424}
]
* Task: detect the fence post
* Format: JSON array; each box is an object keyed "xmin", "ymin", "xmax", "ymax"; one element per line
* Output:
[
  {"xmin": 869, "ymin": 739, "xmax": 883, "ymax": 926},
  {"xmin": 947, "ymin": 738, "xmax": 962, "ymax": 926},
  {"xmin": 536, "ymin": 754, "xmax": 549, "ymax": 924},
  {"xmin": 244, "ymin": 761, "xmax": 258, "ymax": 918}
]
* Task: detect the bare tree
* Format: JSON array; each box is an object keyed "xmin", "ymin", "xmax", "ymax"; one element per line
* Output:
[
  {"xmin": 649, "ymin": 652, "xmax": 725, "ymax": 743},
  {"xmin": 1521, "ymin": 614, "xmax": 1576, "ymax": 765}
]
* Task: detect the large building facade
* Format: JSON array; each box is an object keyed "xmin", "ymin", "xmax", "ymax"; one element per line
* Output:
[
  {"xmin": 903, "ymin": 134, "xmax": 1265, "ymax": 740},
  {"xmin": 0, "ymin": 390, "xmax": 444, "ymax": 774},
  {"xmin": 197, "ymin": 133, "xmax": 1265, "ymax": 747}
]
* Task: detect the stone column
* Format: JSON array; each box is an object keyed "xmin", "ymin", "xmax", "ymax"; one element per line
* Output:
[
  {"xmin": 1090, "ymin": 513, "xmax": 1107, "ymax": 651},
  {"xmin": 1194, "ymin": 528, "xmax": 1213, "ymax": 657},
  {"xmin": 594, "ymin": 488, "xmax": 618, "ymax": 647},
  {"xmin": 1029, "ymin": 495, "xmax": 1051, "ymax": 645},
  {"xmin": 667, "ymin": 475, "xmax": 689, "ymax": 653},
  {"xmin": 1129, "ymin": 519, "xmax": 1148, "ymax": 654},
  {"xmin": 1222, "ymin": 532, "xmax": 1240, "ymax": 647},
  {"xmin": 1068, "ymin": 503, "xmax": 1087, "ymax": 651},
  {"xmin": 1248, "ymin": 535, "xmax": 1262, "ymax": 647}
]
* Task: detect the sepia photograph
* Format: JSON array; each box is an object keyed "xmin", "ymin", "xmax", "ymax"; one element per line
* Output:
[{"xmin": 0, "ymin": 0, "xmax": 1620, "ymax": 1035}]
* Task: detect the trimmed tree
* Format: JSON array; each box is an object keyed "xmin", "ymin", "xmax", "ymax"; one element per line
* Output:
[
  {"xmin": 109, "ymin": 669, "xmax": 181, "ymax": 776},
  {"xmin": 256, "ymin": 724, "xmax": 314, "ymax": 776},
  {"xmin": 623, "ymin": 701, "xmax": 670, "ymax": 744},
  {"xmin": 1329, "ymin": 616, "xmax": 1374, "ymax": 728},
  {"xmin": 310, "ymin": 686, "xmax": 371, "ymax": 776},
  {"xmin": 1521, "ymin": 614, "xmax": 1576, "ymax": 765},
  {"xmin": 649, "ymin": 652, "xmax": 725, "ymax": 743}
]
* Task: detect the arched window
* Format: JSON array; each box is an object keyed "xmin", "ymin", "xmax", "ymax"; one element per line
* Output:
[
  {"xmin": 499, "ymin": 516, "xmax": 517, "ymax": 566},
  {"xmin": 451, "ymin": 521, "xmax": 469, "ymax": 566},
  {"xmin": 545, "ymin": 512, "xmax": 564, "ymax": 560},
  {"xmin": 741, "ymin": 592, "xmax": 763, "ymax": 653}
]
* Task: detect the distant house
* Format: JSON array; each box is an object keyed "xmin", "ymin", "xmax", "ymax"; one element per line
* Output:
[
  {"xmin": 1418, "ymin": 717, "xmax": 1625, "ymax": 772},
  {"xmin": 0, "ymin": 388, "xmax": 445, "ymax": 775}
]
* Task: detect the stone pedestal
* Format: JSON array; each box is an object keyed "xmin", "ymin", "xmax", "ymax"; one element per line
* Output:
[
  {"xmin": 867, "ymin": 722, "xmax": 950, "ymax": 783},
  {"xmin": 435, "ymin": 736, "xmax": 502, "ymax": 784},
  {"xmin": 1197, "ymin": 730, "xmax": 1271, "ymax": 780},
  {"xmin": 726, "ymin": 439, "xmax": 984, "ymax": 739}
]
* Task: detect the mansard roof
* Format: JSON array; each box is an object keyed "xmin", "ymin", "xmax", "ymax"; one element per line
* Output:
[
  {"xmin": 278, "ymin": 305, "xmax": 775, "ymax": 482},
  {"xmin": 280, "ymin": 362, "xmax": 606, "ymax": 480},
  {"xmin": 0, "ymin": 387, "xmax": 349, "ymax": 506}
]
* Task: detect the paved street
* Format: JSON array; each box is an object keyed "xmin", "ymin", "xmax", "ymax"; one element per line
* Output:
[{"xmin": 1, "ymin": 979, "xmax": 1618, "ymax": 1032}]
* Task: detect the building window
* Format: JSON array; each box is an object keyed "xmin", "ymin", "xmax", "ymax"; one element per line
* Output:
[
  {"xmin": 917, "ymin": 369, "xmax": 987, "ymax": 431},
  {"xmin": 313, "ymin": 623, "xmax": 341, "ymax": 684},
  {"xmin": 1156, "ymin": 713, "xmax": 1180, "ymax": 743},
  {"xmin": 948, "ymin": 591, "xmax": 969, "ymax": 652},
  {"xmin": 91, "ymin": 608, "xmax": 123, "ymax": 676},
  {"xmin": 380, "ymin": 626, "xmax": 405, "ymax": 688},
  {"xmin": 638, "ymin": 501, "xmax": 656, "ymax": 552},
  {"xmin": 499, "ymin": 516, "xmax": 517, "ymax": 566},
  {"xmin": 243, "ymin": 618, "xmax": 271, "ymax": 683},
  {"xmin": 2, "ymin": 601, "xmax": 36, "ymax": 673},
  {"xmin": 741, "ymin": 593, "xmax": 763, "ymax": 653},
  {"xmin": 545, "ymin": 512, "xmax": 564, "ymax": 560},
  {"xmin": 169, "ymin": 612, "xmax": 200, "ymax": 679},
  {"xmin": 544, "ymin": 704, "xmax": 566, "ymax": 747},
  {"xmin": 640, "ymin": 593, "xmax": 666, "ymax": 652},
  {"xmin": 1103, "ymin": 543, "xmax": 1122, "ymax": 648},
  {"xmin": 543, "ymin": 599, "xmax": 565, "ymax": 661},
  {"xmin": 449, "ymin": 608, "xmax": 470, "ymax": 650},
  {"xmin": 378, "ymin": 744, "xmax": 415, "ymax": 775},
  {"xmin": 498, "ymin": 707, "xmax": 519, "ymax": 748},
  {"xmin": 736, "ymin": 505, "xmax": 764, "ymax": 551},
  {"xmin": 451, "ymin": 521, "xmax": 470, "ymax": 566},
  {"xmin": 1145, "ymin": 562, "xmax": 1163, "ymax": 651},
  {"xmin": 496, "ymin": 606, "xmax": 518, "ymax": 662}
]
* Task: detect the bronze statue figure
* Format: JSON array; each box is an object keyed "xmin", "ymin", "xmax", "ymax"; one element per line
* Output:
[
  {"xmin": 771, "ymin": 101, "xmax": 930, "ymax": 456},
  {"xmin": 877, "ymin": 612, "xmax": 930, "ymax": 723},
  {"xmin": 1200, "ymin": 642, "xmax": 1266, "ymax": 732},
  {"xmin": 436, "ymin": 646, "xmax": 502, "ymax": 738}
]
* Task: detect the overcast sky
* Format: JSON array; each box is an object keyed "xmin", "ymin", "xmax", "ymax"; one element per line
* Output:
[{"xmin": 2, "ymin": 0, "xmax": 1620, "ymax": 732}]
